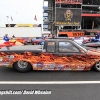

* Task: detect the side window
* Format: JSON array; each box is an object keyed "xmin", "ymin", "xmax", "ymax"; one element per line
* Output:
[
  {"xmin": 59, "ymin": 42, "xmax": 79, "ymax": 52},
  {"xmin": 47, "ymin": 41, "xmax": 56, "ymax": 52}
]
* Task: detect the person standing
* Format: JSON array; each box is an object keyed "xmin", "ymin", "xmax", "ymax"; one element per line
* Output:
[
  {"xmin": 52, "ymin": 34, "xmax": 56, "ymax": 38},
  {"xmin": 3, "ymin": 34, "xmax": 10, "ymax": 50},
  {"xmin": 3, "ymin": 34, "xmax": 10, "ymax": 41}
]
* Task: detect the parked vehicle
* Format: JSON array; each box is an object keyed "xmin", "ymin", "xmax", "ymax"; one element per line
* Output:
[
  {"xmin": 31, "ymin": 38, "xmax": 45, "ymax": 45},
  {"xmin": 82, "ymin": 37, "xmax": 100, "ymax": 48},
  {"xmin": 0, "ymin": 40, "xmax": 23, "ymax": 49}
]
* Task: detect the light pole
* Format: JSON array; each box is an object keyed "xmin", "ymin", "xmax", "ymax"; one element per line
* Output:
[
  {"xmin": 6, "ymin": 16, "xmax": 9, "ymax": 23},
  {"xmin": 6, "ymin": 16, "xmax": 10, "ymax": 27}
]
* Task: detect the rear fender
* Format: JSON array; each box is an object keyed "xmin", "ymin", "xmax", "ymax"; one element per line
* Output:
[{"xmin": 12, "ymin": 59, "xmax": 33, "ymax": 68}]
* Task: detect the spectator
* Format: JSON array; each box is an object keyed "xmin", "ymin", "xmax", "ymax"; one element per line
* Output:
[
  {"xmin": 52, "ymin": 34, "xmax": 56, "ymax": 38},
  {"xmin": 95, "ymin": 33, "xmax": 99, "ymax": 39},
  {"xmin": 48, "ymin": 34, "xmax": 51, "ymax": 38},
  {"xmin": 48, "ymin": 34, "xmax": 50, "ymax": 37},
  {"xmin": 3, "ymin": 34, "xmax": 9, "ymax": 41},
  {"xmin": 3, "ymin": 34, "xmax": 10, "ymax": 50},
  {"xmin": 12, "ymin": 34, "xmax": 15, "ymax": 39}
]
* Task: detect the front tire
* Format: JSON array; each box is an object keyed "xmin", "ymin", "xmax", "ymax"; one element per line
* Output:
[
  {"xmin": 93, "ymin": 62, "xmax": 100, "ymax": 71},
  {"xmin": 13, "ymin": 61, "xmax": 32, "ymax": 72}
]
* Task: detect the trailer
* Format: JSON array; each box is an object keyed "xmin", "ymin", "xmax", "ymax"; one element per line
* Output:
[
  {"xmin": 0, "ymin": 27, "xmax": 42, "ymax": 38},
  {"xmin": 0, "ymin": 27, "xmax": 42, "ymax": 43}
]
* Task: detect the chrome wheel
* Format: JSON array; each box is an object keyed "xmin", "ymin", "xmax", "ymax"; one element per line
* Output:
[
  {"xmin": 13, "ymin": 61, "xmax": 32, "ymax": 72},
  {"xmin": 95, "ymin": 62, "xmax": 100, "ymax": 69},
  {"xmin": 94, "ymin": 62, "xmax": 100, "ymax": 71},
  {"xmin": 17, "ymin": 60, "xmax": 28, "ymax": 69}
]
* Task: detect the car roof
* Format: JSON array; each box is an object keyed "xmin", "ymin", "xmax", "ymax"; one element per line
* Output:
[{"xmin": 45, "ymin": 37, "xmax": 74, "ymax": 41}]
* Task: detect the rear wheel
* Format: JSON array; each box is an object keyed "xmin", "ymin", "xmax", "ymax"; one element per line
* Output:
[
  {"xmin": 13, "ymin": 60, "xmax": 32, "ymax": 72},
  {"xmin": 93, "ymin": 62, "xmax": 100, "ymax": 71}
]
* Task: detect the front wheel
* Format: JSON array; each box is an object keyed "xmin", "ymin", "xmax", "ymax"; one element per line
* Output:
[
  {"xmin": 93, "ymin": 62, "xmax": 100, "ymax": 71},
  {"xmin": 13, "ymin": 61, "xmax": 32, "ymax": 72}
]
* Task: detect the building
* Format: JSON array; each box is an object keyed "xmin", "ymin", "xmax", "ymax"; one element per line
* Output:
[
  {"xmin": 43, "ymin": 0, "xmax": 100, "ymax": 37},
  {"xmin": 43, "ymin": 6, "xmax": 49, "ymax": 31}
]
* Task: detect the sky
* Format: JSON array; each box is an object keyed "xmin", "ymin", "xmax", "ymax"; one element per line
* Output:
[{"xmin": 0, "ymin": 0, "xmax": 48, "ymax": 27}]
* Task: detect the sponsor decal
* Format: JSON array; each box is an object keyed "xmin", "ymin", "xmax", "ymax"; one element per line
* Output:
[
  {"xmin": 3, "ymin": 58, "xmax": 9, "ymax": 62},
  {"xmin": 56, "ymin": 64, "xmax": 64, "ymax": 70},
  {"xmin": 3, "ymin": 62, "xmax": 10, "ymax": 66},
  {"xmin": 46, "ymin": 69, "xmax": 54, "ymax": 70},
  {"xmin": 43, "ymin": 64, "xmax": 50, "ymax": 68},
  {"xmin": 4, "ymin": 55, "xmax": 14, "ymax": 61},
  {"xmin": 37, "ymin": 62, "xmax": 43, "ymax": 68},
  {"xmin": 77, "ymin": 66, "xmax": 85, "ymax": 69},
  {"xmin": 32, "ymin": 64, "xmax": 37, "ymax": 69},
  {"xmin": 6, "ymin": 55, "xmax": 14, "ymax": 59},
  {"xmin": 49, "ymin": 63, "xmax": 55, "ymax": 68},
  {"xmin": 64, "ymin": 64, "xmax": 71, "ymax": 70}
]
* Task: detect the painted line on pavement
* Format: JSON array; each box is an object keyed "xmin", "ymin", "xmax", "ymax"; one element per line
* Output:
[{"xmin": 0, "ymin": 81, "xmax": 99, "ymax": 84}]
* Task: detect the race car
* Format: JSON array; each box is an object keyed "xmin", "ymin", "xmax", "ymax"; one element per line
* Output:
[
  {"xmin": 73, "ymin": 37, "xmax": 90, "ymax": 45},
  {"xmin": 11, "ymin": 38, "xmax": 28, "ymax": 45},
  {"xmin": 82, "ymin": 37, "xmax": 100, "ymax": 48},
  {"xmin": 0, "ymin": 40, "xmax": 23, "ymax": 49},
  {"xmin": 31, "ymin": 38, "xmax": 45, "ymax": 45},
  {"xmin": 82, "ymin": 37, "xmax": 100, "ymax": 43}
]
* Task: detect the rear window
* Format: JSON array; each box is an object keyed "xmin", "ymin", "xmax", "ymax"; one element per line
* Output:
[{"xmin": 47, "ymin": 41, "xmax": 56, "ymax": 52}]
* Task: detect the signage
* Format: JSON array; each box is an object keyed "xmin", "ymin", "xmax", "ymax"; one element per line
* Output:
[
  {"xmin": 59, "ymin": 31, "xmax": 85, "ymax": 37},
  {"xmin": 55, "ymin": 0, "xmax": 82, "ymax": 4},
  {"xmin": 6, "ymin": 24, "xmax": 41, "ymax": 27},
  {"xmin": 55, "ymin": 8, "xmax": 82, "ymax": 26}
]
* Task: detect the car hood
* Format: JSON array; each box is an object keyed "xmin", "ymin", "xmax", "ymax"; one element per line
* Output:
[{"xmin": 87, "ymin": 49, "xmax": 100, "ymax": 58}]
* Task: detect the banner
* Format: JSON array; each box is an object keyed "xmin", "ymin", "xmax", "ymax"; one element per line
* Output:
[
  {"xmin": 6, "ymin": 24, "xmax": 41, "ymax": 27},
  {"xmin": 55, "ymin": 0, "xmax": 82, "ymax": 4},
  {"xmin": 55, "ymin": 8, "xmax": 82, "ymax": 26}
]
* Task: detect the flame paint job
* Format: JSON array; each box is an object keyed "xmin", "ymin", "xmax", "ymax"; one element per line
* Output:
[{"xmin": 0, "ymin": 50, "xmax": 100, "ymax": 71}]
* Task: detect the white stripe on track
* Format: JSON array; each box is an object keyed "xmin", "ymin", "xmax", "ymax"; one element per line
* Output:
[{"xmin": 0, "ymin": 81, "xmax": 99, "ymax": 84}]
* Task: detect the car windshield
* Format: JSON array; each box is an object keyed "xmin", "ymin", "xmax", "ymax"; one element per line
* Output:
[{"xmin": 73, "ymin": 40, "xmax": 87, "ymax": 52}]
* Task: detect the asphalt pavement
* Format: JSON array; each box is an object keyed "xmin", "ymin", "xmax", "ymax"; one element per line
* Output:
[
  {"xmin": 0, "ymin": 67, "xmax": 100, "ymax": 81},
  {"xmin": 0, "ymin": 84, "xmax": 100, "ymax": 100}
]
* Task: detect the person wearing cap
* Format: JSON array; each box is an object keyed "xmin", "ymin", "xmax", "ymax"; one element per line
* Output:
[
  {"xmin": 3, "ymin": 34, "xmax": 10, "ymax": 50},
  {"xmin": 3, "ymin": 34, "xmax": 10, "ymax": 41}
]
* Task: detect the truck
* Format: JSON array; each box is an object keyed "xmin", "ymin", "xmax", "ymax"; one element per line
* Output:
[{"xmin": 0, "ymin": 37, "xmax": 100, "ymax": 72}]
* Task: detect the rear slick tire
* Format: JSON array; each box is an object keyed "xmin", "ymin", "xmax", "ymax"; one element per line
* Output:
[{"xmin": 13, "ymin": 61, "xmax": 32, "ymax": 73}]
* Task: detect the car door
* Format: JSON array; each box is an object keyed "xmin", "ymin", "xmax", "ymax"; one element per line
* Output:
[
  {"xmin": 55, "ymin": 41, "xmax": 88, "ymax": 71},
  {"xmin": 41, "ymin": 41, "xmax": 57, "ymax": 70}
]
